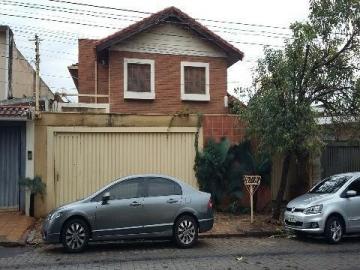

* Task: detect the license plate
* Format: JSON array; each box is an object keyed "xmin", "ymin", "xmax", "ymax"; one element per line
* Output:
[{"xmin": 287, "ymin": 216, "xmax": 297, "ymax": 223}]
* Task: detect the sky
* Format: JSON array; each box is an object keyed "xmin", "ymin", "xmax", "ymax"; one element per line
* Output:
[{"xmin": 1, "ymin": 0, "xmax": 310, "ymax": 103}]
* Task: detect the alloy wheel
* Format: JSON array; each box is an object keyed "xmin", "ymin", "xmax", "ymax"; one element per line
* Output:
[
  {"xmin": 178, "ymin": 219, "xmax": 196, "ymax": 245},
  {"xmin": 330, "ymin": 220, "xmax": 342, "ymax": 242},
  {"xmin": 65, "ymin": 222, "xmax": 86, "ymax": 250}
]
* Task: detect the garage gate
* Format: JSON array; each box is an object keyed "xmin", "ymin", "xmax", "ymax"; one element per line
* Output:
[
  {"xmin": 51, "ymin": 127, "xmax": 200, "ymax": 207},
  {"xmin": 321, "ymin": 143, "xmax": 360, "ymax": 178},
  {"xmin": 0, "ymin": 123, "xmax": 25, "ymax": 210}
]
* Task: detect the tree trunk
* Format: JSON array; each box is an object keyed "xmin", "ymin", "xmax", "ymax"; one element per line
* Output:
[
  {"xmin": 291, "ymin": 151, "xmax": 310, "ymax": 198},
  {"xmin": 272, "ymin": 152, "xmax": 292, "ymax": 220}
]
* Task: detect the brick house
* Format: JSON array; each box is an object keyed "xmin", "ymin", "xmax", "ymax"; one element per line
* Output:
[{"xmin": 68, "ymin": 6, "xmax": 244, "ymax": 115}]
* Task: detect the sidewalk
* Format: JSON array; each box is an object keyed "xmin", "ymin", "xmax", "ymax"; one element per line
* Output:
[
  {"xmin": 0, "ymin": 211, "xmax": 35, "ymax": 246},
  {"xmin": 26, "ymin": 212, "xmax": 284, "ymax": 246},
  {"xmin": 202, "ymin": 212, "xmax": 284, "ymax": 238}
]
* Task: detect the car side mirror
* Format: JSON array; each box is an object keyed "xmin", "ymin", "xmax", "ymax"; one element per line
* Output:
[
  {"xmin": 346, "ymin": 190, "xmax": 357, "ymax": 198},
  {"xmin": 102, "ymin": 192, "xmax": 110, "ymax": 204}
]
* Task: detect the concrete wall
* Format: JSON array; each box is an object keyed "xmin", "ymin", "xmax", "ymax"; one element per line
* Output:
[
  {"xmin": 0, "ymin": 26, "xmax": 54, "ymax": 102},
  {"xmin": 0, "ymin": 29, "xmax": 9, "ymax": 100},
  {"xmin": 12, "ymin": 48, "xmax": 53, "ymax": 100}
]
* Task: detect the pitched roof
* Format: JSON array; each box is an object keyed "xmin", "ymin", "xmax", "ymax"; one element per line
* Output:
[
  {"xmin": 96, "ymin": 6, "xmax": 244, "ymax": 66},
  {"xmin": 0, "ymin": 105, "xmax": 32, "ymax": 119}
]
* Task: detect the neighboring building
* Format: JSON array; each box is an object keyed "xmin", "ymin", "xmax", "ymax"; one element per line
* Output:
[
  {"xmin": 0, "ymin": 25, "xmax": 55, "ymax": 214},
  {"xmin": 0, "ymin": 25, "xmax": 54, "ymax": 109},
  {"xmin": 69, "ymin": 6, "xmax": 243, "ymax": 114}
]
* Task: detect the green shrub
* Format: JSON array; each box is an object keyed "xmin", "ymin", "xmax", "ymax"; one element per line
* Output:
[
  {"xmin": 194, "ymin": 139, "xmax": 271, "ymax": 212},
  {"xmin": 19, "ymin": 176, "xmax": 46, "ymax": 196}
]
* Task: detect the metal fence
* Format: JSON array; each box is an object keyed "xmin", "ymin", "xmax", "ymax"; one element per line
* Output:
[{"xmin": 321, "ymin": 143, "xmax": 360, "ymax": 178}]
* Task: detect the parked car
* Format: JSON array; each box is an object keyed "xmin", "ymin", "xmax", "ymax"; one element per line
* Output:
[
  {"xmin": 284, "ymin": 172, "xmax": 360, "ymax": 243},
  {"xmin": 42, "ymin": 174, "xmax": 213, "ymax": 252}
]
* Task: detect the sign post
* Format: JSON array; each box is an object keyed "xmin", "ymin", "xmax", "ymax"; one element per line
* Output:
[{"xmin": 244, "ymin": 175, "xmax": 261, "ymax": 224}]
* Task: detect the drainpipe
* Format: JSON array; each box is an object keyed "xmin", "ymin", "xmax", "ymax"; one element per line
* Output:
[{"xmin": 94, "ymin": 60, "xmax": 98, "ymax": 103}]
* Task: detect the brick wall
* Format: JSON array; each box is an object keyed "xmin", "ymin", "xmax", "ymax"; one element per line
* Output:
[
  {"xmin": 78, "ymin": 39, "xmax": 110, "ymax": 104},
  {"xmin": 109, "ymin": 51, "xmax": 228, "ymax": 114},
  {"xmin": 202, "ymin": 115, "xmax": 272, "ymax": 211},
  {"xmin": 78, "ymin": 39, "xmax": 96, "ymax": 103},
  {"xmin": 77, "ymin": 40, "xmax": 229, "ymax": 114},
  {"xmin": 202, "ymin": 114, "xmax": 246, "ymax": 145}
]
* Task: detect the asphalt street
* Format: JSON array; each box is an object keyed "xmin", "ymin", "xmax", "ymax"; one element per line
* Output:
[{"xmin": 0, "ymin": 236, "xmax": 360, "ymax": 269}]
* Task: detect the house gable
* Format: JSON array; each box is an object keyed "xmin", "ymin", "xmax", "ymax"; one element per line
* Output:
[
  {"xmin": 96, "ymin": 6, "xmax": 243, "ymax": 66},
  {"xmin": 110, "ymin": 24, "xmax": 227, "ymax": 58}
]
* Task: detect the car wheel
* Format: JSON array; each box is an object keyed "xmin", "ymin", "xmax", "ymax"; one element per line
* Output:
[
  {"xmin": 325, "ymin": 216, "xmax": 344, "ymax": 244},
  {"xmin": 174, "ymin": 215, "xmax": 198, "ymax": 248},
  {"xmin": 61, "ymin": 218, "xmax": 90, "ymax": 253}
]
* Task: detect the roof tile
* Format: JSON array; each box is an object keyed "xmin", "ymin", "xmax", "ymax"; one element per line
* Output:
[{"xmin": 0, "ymin": 105, "xmax": 32, "ymax": 119}]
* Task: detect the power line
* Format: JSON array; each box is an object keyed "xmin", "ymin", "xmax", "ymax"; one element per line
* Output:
[
  {"xmin": 0, "ymin": 66, "xmax": 75, "ymax": 79},
  {"xmin": 48, "ymin": 0, "xmax": 290, "ymax": 31},
  {"xmin": 48, "ymin": 0, "xmax": 152, "ymax": 15},
  {"xmin": 0, "ymin": 1, "xmax": 291, "ymax": 46},
  {"xmin": 0, "ymin": 12, "xmax": 119, "ymax": 29},
  {"xmin": 1, "ymin": 0, "xmax": 145, "ymax": 20},
  {"xmin": 0, "ymin": 0, "xmax": 292, "ymax": 39},
  {"xmin": 0, "ymin": 12, "xmax": 284, "ymax": 48}
]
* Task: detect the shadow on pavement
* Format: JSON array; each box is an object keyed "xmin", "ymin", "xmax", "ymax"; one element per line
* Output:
[
  {"xmin": 0, "ymin": 246, "xmax": 34, "ymax": 259},
  {"xmin": 43, "ymin": 239, "xmax": 210, "ymax": 254},
  {"xmin": 289, "ymin": 234, "xmax": 360, "ymax": 245}
]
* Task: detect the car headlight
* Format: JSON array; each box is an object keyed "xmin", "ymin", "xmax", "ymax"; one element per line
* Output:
[
  {"xmin": 48, "ymin": 211, "xmax": 62, "ymax": 221},
  {"xmin": 303, "ymin": 205, "xmax": 323, "ymax": 215}
]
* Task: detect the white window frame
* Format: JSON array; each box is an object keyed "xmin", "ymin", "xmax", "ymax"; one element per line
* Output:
[
  {"xmin": 124, "ymin": 58, "xmax": 155, "ymax": 99},
  {"xmin": 181, "ymin": 61, "xmax": 210, "ymax": 101}
]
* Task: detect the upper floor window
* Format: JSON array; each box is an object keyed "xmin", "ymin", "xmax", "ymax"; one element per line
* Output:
[
  {"xmin": 181, "ymin": 61, "xmax": 210, "ymax": 101},
  {"xmin": 124, "ymin": 58, "xmax": 155, "ymax": 99}
]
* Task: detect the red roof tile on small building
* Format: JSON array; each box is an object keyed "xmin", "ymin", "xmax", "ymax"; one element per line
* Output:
[{"xmin": 0, "ymin": 105, "xmax": 32, "ymax": 119}]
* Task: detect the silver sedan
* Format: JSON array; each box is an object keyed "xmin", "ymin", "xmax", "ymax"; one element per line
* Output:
[
  {"xmin": 42, "ymin": 174, "xmax": 214, "ymax": 252},
  {"xmin": 284, "ymin": 172, "xmax": 360, "ymax": 243}
]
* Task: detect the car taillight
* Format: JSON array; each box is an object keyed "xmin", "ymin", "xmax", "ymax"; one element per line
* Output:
[{"xmin": 208, "ymin": 199, "xmax": 213, "ymax": 209}]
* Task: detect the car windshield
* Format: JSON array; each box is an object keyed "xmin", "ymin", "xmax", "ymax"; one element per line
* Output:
[{"xmin": 309, "ymin": 175, "xmax": 351, "ymax": 194}]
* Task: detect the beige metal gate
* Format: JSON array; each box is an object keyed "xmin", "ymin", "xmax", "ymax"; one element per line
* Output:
[{"xmin": 52, "ymin": 127, "xmax": 199, "ymax": 207}]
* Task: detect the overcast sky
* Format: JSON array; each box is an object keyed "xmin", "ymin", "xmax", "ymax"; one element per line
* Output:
[{"xmin": 1, "ymin": 0, "xmax": 310, "ymax": 102}]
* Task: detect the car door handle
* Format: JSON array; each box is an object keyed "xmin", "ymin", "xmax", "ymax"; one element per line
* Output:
[
  {"xmin": 167, "ymin": 198, "xmax": 178, "ymax": 204},
  {"xmin": 129, "ymin": 201, "xmax": 142, "ymax": 207}
]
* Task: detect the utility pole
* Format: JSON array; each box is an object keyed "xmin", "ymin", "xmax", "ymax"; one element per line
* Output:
[{"xmin": 34, "ymin": 34, "xmax": 40, "ymax": 114}]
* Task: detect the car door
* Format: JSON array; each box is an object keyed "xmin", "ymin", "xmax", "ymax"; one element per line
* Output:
[
  {"xmin": 343, "ymin": 178, "xmax": 360, "ymax": 231},
  {"xmin": 142, "ymin": 177, "xmax": 183, "ymax": 233},
  {"xmin": 93, "ymin": 177, "xmax": 146, "ymax": 238}
]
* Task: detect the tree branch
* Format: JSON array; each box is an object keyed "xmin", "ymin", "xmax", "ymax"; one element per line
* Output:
[{"xmin": 298, "ymin": 44, "xmax": 310, "ymax": 102}]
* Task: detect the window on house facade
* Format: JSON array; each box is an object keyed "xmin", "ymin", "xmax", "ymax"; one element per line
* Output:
[
  {"xmin": 124, "ymin": 58, "xmax": 155, "ymax": 99},
  {"xmin": 181, "ymin": 61, "xmax": 210, "ymax": 101}
]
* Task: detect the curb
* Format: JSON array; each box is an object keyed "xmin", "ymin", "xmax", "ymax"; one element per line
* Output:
[
  {"xmin": 1, "ymin": 231, "xmax": 287, "ymax": 247},
  {"xmin": 0, "ymin": 241, "xmax": 26, "ymax": 247},
  {"xmin": 200, "ymin": 230, "xmax": 286, "ymax": 239}
]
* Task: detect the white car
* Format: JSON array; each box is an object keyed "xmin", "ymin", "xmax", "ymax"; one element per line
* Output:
[{"xmin": 284, "ymin": 172, "xmax": 360, "ymax": 243}]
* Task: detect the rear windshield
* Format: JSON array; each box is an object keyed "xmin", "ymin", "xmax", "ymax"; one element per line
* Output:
[{"xmin": 309, "ymin": 175, "xmax": 351, "ymax": 194}]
